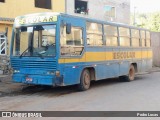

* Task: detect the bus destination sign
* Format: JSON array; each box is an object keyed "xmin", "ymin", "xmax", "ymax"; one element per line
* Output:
[{"xmin": 15, "ymin": 14, "xmax": 58, "ymax": 26}]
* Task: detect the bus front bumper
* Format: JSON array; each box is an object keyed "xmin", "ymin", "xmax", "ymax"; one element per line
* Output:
[{"xmin": 12, "ymin": 74, "xmax": 64, "ymax": 86}]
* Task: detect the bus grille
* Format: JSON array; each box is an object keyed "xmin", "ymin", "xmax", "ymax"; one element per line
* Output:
[{"xmin": 11, "ymin": 60, "xmax": 57, "ymax": 70}]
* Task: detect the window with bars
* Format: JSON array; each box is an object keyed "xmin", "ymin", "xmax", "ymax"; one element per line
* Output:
[
  {"xmin": 146, "ymin": 31, "xmax": 151, "ymax": 47},
  {"xmin": 119, "ymin": 27, "xmax": 130, "ymax": 47},
  {"xmin": 35, "ymin": 0, "xmax": 52, "ymax": 9},
  {"xmin": 131, "ymin": 29, "xmax": 140, "ymax": 47},
  {"xmin": 60, "ymin": 26, "xmax": 84, "ymax": 56},
  {"xmin": 104, "ymin": 25, "xmax": 118, "ymax": 46},
  {"xmin": 0, "ymin": 0, "xmax": 5, "ymax": 3},
  {"xmin": 0, "ymin": 34, "xmax": 7, "ymax": 55},
  {"xmin": 141, "ymin": 30, "xmax": 146, "ymax": 47},
  {"xmin": 104, "ymin": 5, "xmax": 116, "ymax": 18},
  {"xmin": 86, "ymin": 22, "xmax": 103, "ymax": 46},
  {"xmin": 75, "ymin": 0, "xmax": 88, "ymax": 15}
]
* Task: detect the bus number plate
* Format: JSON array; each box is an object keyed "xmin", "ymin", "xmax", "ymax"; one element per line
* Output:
[{"xmin": 26, "ymin": 77, "xmax": 32, "ymax": 82}]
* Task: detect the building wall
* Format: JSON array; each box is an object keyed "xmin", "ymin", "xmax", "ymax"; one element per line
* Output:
[
  {"xmin": 66, "ymin": 0, "xmax": 130, "ymax": 24},
  {"xmin": 151, "ymin": 32, "xmax": 160, "ymax": 67},
  {"xmin": 0, "ymin": 0, "xmax": 65, "ymax": 18}
]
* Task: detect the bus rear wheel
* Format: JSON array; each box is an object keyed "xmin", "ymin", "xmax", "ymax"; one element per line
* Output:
[
  {"xmin": 119, "ymin": 64, "xmax": 135, "ymax": 82},
  {"xmin": 78, "ymin": 69, "xmax": 91, "ymax": 91}
]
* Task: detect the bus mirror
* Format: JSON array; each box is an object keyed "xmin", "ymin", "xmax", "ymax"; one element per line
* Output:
[{"xmin": 66, "ymin": 23, "xmax": 71, "ymax": 34}]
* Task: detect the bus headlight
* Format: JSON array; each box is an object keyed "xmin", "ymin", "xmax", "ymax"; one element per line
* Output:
[
  {"xmin": 14, "ymin": 70, "xmax": 20, "ymax": 73},
  {"xmin": 47, "ymin": 71, "xmax": 55, "ymax": 75}
]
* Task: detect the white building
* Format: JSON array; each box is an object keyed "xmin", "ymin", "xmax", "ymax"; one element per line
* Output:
[{"xmin": 66, "ymin": 0, "xmax": 130, "ymax": 24}]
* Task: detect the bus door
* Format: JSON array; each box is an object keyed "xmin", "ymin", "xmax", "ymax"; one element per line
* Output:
[{"xmin": 59, "ymin": 19, "xmax": 85, "ymax": 85}]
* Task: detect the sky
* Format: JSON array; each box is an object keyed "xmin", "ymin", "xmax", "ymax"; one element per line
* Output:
[{"xmin": 131, "ymin": 0, "xmax": 160, "ymax": 13}]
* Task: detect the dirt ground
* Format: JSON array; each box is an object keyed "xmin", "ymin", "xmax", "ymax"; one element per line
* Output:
[{"xmin": 0, "ymin": 67, "xmax": 160, "ymax": 97}]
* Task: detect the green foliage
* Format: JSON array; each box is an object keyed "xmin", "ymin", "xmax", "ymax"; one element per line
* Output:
[
  {"xmin": 150, "ymin": 13, "xmax": 160, "ymax": 31},
  {"xmin": 131, "ymin": 12, "xmax": 160, "ymax": 32}
]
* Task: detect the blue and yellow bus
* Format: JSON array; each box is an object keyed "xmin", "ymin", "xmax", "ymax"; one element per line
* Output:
[{"xmin": 10, "ymin": 12, "xmax": 152, "ymax": 91}]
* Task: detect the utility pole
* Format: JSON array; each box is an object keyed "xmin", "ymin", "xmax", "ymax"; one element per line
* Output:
[{"xmin": 133, "ymin": 6, "xmax": 137, "ymax": 26}]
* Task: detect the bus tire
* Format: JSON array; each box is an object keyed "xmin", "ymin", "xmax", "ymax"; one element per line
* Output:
[
  {"xmin": 78, "ymin": 69, "xmax": 91, "ymax": 91},
  {"xmin": 119, "ymin": 64, "xmax": 135, "ymax": 82}
]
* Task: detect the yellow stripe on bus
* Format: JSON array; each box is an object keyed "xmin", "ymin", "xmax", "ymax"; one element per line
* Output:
[
  {"xmin": 58, "ymin": 51, "xmax": 152, "ymax": 63},
  {"xmin": 148, "ymin": 51, "xmax": 152, "ymax": 58}
]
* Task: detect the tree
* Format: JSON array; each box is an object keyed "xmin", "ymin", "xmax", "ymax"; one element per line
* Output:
[
  {"xmin": 149, "ymin": 12, "xmax": 160, "ymax": 32},
  {"xmin": 130, "ymin": 12, "xmax": 160, "ymax": 32}
]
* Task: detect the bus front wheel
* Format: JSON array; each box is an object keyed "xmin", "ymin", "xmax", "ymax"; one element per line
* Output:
[
  {"xmin": 78, "ymin": 69, "xmax": 91, "ymax": 91},
  {"xmin": 119, "ymin": 64, "xmax": 135, "ymax": 82}
]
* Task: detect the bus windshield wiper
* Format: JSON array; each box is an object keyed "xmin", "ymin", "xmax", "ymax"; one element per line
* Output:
[
  {"xmin": 19, "ymin": 46, "xmax": 44, "ymax": 59},
  {"xmin": 19, "ymin": 46, "xmax": 31, "ymax": 58}
]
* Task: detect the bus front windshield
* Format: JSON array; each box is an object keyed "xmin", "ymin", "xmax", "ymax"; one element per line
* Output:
[{"xmin": 13, "ymin": 25, "xmax": 56, "ymax": 57}]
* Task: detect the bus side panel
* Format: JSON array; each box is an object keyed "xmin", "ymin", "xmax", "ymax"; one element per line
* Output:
[
  {"xmin": 108, "ymin": 62, "xmax": 120, "ymax": 78},
  {"xmin": 135, "ymin": 48, "xmax": 143, "ymax": 72},
  {"xmin": 86, "ymin": 47, "xmax": 120, "ymax": 80},
  {"xmin": 146, "ymin": 48, "xmax": 153, "ymax": 70},
  {"xmin": 132, "ymin": 48, "xmax": 142, "ymax": 73},
  {"xmin": 59, "ymin": 63, "xmax": 84, "ymax": 86},
  {"xmin": 119, "ymin": 48, "xmax": 130, "ymax": 76},
  {"xmin": 95, "ymin": 62, "xmax": 119, "ymax": 80},
  {"xmin": 141, "ymin": 48, "xmax": 148, "ymax": 72},
  {"xmin": 106, "ymin": 47, "xmax": 120, "ymax": 78},
  {"xmin": 136, "ymin": 60, "xmax": 142, "ymax": 72},
  {"xmin": 119, "ymin": 61, "xmax": 130, "ymax": 76}
]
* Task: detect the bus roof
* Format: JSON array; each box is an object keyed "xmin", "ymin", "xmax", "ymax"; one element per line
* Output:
[
  {"xmin": 14, "ymin": 12, "xmax": 150, "ymax": 31},
  {"xmin": 60, "ymin": 13, "xmax": 150, "ymax": 31}
]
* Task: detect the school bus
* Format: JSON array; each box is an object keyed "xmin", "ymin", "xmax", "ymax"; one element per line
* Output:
[{"xmin": 10, "ymin": 12, "xmax": 152, "ymax": 91}]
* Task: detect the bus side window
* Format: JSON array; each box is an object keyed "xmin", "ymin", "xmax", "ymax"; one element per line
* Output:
[
  {"xmin": 141, "ymin": 30, "xmax": 146, "ymax": 47},
  {"xmin": 131, "ymin": 29, "xmax": 140, "ymax": 47},
  {"xmin": 104, "ymin": 25, "xmax": 118, "ymax": 46},
  {"xmin": 60, "ymin": 26, "xmax": 84, "ymax": 56},
  {"xmin": 146, "ymin": 31, "xmax": 151, "ymax": 47},
  {"xmin": 86, "ymin": 22, "xmax": 103, "ymax": 46},
  {"xmin": 119, "ymin": 27, "xmax": 130, "ymax": 47}
]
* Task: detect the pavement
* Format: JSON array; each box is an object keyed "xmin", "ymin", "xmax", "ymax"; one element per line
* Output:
[
  {"xmin": 0, "ymin": 75, "xmax": 24, "ymax": 96},
  {"xmin": 0, "ymin": 67, "xmax": 160, "ymax": 120}
]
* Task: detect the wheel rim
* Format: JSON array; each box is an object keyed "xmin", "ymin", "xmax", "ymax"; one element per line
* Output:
[
  {"xmin": 84, "ymin": 73, "xmax": 90, "ymax": 86},
  {"xmin": 129, "ymin": 67, "xmax": 135, "ymax": 80}
]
